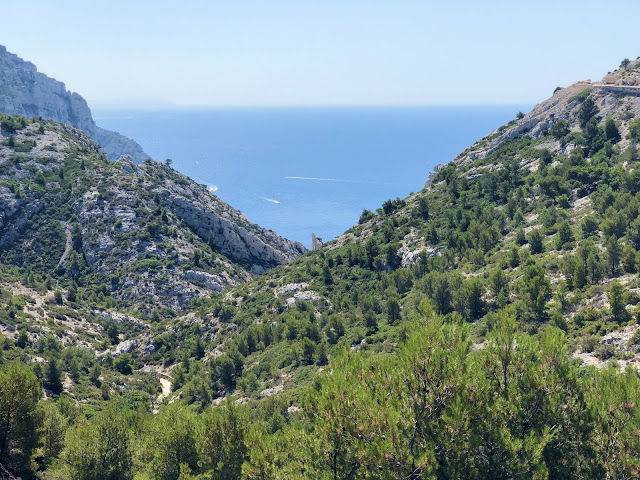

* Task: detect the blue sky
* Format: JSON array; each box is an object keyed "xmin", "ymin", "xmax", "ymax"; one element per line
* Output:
[{"xmin": 2, "ymin": 0, "xmax": 639, "ymax": 106}]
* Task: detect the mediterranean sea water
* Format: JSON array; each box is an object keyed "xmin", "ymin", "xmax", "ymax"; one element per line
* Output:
[{"xmin": 93, "ymin": 106, "xmax": 530, "ymax": 248}]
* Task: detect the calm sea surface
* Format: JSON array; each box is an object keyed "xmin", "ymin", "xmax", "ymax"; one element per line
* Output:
[{"xmin": 94, "ymin": 106, "xmax": 529, "ymax": 248}]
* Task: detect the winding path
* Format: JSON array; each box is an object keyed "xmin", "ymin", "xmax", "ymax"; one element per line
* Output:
[
  {"xmin": 577, "ymin": 82, "xmax": 640, "ymax": 95},
  {"xmin": 153, "ymin": 377, "xmax": 173, "ymax": 414},
  {"xmin": 56, "ymin": 221, "xmax": 72, "ymax": 267}
]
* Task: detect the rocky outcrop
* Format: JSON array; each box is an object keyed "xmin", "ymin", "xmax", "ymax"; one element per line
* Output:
[
  {"xmin": 164, "ymin": 192, "xmax": 305, "ymax": 273},
  {"xmin": 0, "ymin": 121, "xmax": 96, "ymax": 248},
  {"xmin": 95, "ymin": 126, "xmax": 149, "ymax": 163},
  {"xmin": 602, "ymin": 57, "xmax": 640, "ymax": 86},
  {"xmin": 424, "ymin": 163, "xmax": 446, "ymax": 189},
  {"xmin": 0, "ymin": 45, "xmax": 149, "ymax": 162}
]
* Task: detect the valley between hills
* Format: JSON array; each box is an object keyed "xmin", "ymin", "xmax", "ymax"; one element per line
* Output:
[{"xmin": 3, "ymin": 51, "xmax": 640, "ymax": 479}]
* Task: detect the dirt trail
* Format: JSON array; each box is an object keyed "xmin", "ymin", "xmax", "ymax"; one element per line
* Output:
[
  {"xmin": 7, "ymin": 284, "xmax": 48, "ymax": 308},
  {"xmin": 153, "ymin": 377, "xmax": 173, "ymax": 414},
  {"xmin": 577, "ymin": 82, "xmax": 640, "ymax": 93},
  {"xmin": 56, "ymin": 221, "xmax": 72, "ymax": 267}
]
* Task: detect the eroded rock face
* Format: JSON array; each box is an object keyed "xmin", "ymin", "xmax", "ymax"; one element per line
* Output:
[
  {"xmin": 164, "ymin": 192, "xmax": 305, "ymax": 270},
  {"xmin": 69, "ymin": 155, "xmax": 306, "ymax": 310},
  {"xmin": 0, "ymin": 45, "xmax": 149, "ymax": 162}
]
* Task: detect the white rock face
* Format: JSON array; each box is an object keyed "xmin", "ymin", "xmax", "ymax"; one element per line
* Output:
[
  {"xmin": 260, "ymin": 384, "xmax": 284, "ymax": 397},
  {"xmin": 424, "ymin": 163, "xmax": 447, "ymax": 189},
  {"xmin": 0, "ymin": 45, "xmax": 149, "ymax": 162},
  {"xmin": 152, "ymin": 160, "xmax": 307, "ymax": 271},
  {"xmin": 182, "ymin": 270, "xmax": 224, "ymax": 291},
  {"xmin": 275, "ymin": 283, "xmax": 309, "ymax": 296},
  {"xmin": 286, "ymin": 290, "xmax": 320, "ymax": 305},
  {"xmin": 115, "ymin": 339, "xmax": 138, "ymax": 356}
]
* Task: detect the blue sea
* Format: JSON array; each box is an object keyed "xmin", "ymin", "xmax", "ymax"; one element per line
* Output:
[{"xmin": 94, "ymin": 106, "xmax": 529, "ymax": 248}]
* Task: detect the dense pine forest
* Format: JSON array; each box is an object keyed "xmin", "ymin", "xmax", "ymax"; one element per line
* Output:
[{"xmin": 4, "ymin": 59, "xmax": 640, "ymax": 479}]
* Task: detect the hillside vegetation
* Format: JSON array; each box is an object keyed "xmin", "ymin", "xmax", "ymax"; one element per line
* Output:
[{"xmin": 4, "ymin": 59, "xmax": 640, "ymax": 479}]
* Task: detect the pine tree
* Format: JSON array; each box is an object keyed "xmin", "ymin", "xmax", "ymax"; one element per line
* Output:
[
  {"xmin": 387, "ymin": 298, "xmax": 401, "ymax": 324},
  {"xmin": 581, "ymin": 215, "xmax": 600, "ymax": 238},
  {"xmin": 365, "ymin": 310, "xmax": 378, "ymax": 333},
  {"xmin": 315, "ymin": 341, "xmax": 329, "ymax": 366},
  {"xmin": 198, "ymin": 401, "xmax": 248, "ymax": 479},
  {"xmin": 322, "ymin": 264, "xmax": 333, "ymax": 285},
  {"xmin": 555, "ymin": 221, "xmax": 575, "ymax": 250},
  {"xmin": 15, "ymin": 330, "xmax": 28, "ymax": 349},
  {"xmin": 578, "ymin": 96, "xmax": 599, "ymax": 127},
  {"xmin": 89, "ymin": 363, "xmax": 101, "ymax": 386},
  {"xmin": 509, "ymin": 245, "xmax": 520, "ymax": 268},
  {"xmin": 608, "ymin": 281, "xmax": 628, "ymax": 323},
  {"xmin": 37, "ymin": 401, "xmax": 67, "ymax": 462},
  {"xmin": 143, "ymin": 405, "xmax": 198, "ymax": 480},
  {"xmin": 45, "ymin": 358, "xmax": 63, "ymax": 394},
  {"xmin": 607, "ymin": 235, "xmax": 621, "ymax": 275},
  {"xmin": 529, "ymin": 229, "xmax": 544, "ymax": 254},
  {"xmin": 64, "ymin": 406, "xmax": 134, "ymax": 480},
  {"xmin": 0, "ymin": 363, "xmax": 41, "ymax": 475},
  {"xmin": 605, "ymin": 116, "xmax": 621, "ymax": 142},
  {"xmin": 418, "ymin": 197, "xmax": 429, "ymax": 219}
]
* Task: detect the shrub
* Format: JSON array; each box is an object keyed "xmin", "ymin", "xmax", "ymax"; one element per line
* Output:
[
  {"xmin": 581, "ymin": 335, "xmax": 599, "ymax": 353},
  {"xmin": 569, "ymin": 88, "xmax": 592, "ymax": 104},
  {"xmin": 557, "ymin": 194, "xmax": 571, "ymax": 208},
  {"xmin": 595, "ymin": 342, "xmax": 615, "ymax": 360},
  {"xmin": 114, "ymin": 353, "xmax": 133, "ymax": 375},
  {"xmin": 358, "ymin": 209, "xmax": 375, "ymax": 224}
]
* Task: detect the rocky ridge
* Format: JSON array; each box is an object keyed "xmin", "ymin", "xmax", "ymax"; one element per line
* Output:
[
  {"xmin": 0, "ymin": 45, "xmax": 149, "ymax": 162},
  {"xmin": 453, "ymin": 56, "xmax": 640, "ymax": 168},
  {"xmin": 0, "ymin": 118, "xmax": 306, "ymax": 312}
]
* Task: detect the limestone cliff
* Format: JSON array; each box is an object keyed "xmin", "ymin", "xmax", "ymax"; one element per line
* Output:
[{"xmin": 0, "ymin": 45, "xmax": 149, "ymax": 162}]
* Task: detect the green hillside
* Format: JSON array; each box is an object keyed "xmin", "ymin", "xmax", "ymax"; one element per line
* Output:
[{"xmin": 4, "ymin": 59, "xmax": 640, "ymax": 479}]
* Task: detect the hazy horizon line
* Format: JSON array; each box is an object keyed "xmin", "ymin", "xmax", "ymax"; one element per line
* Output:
[{"xmin": 90, "ymin": 102, "xmax": 536, "ymax": 111}]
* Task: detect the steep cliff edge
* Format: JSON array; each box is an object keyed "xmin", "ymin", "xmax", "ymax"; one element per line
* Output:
[{"xmin": 0, "ymin": 45, "xmax": 149, "ymax": 162}]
